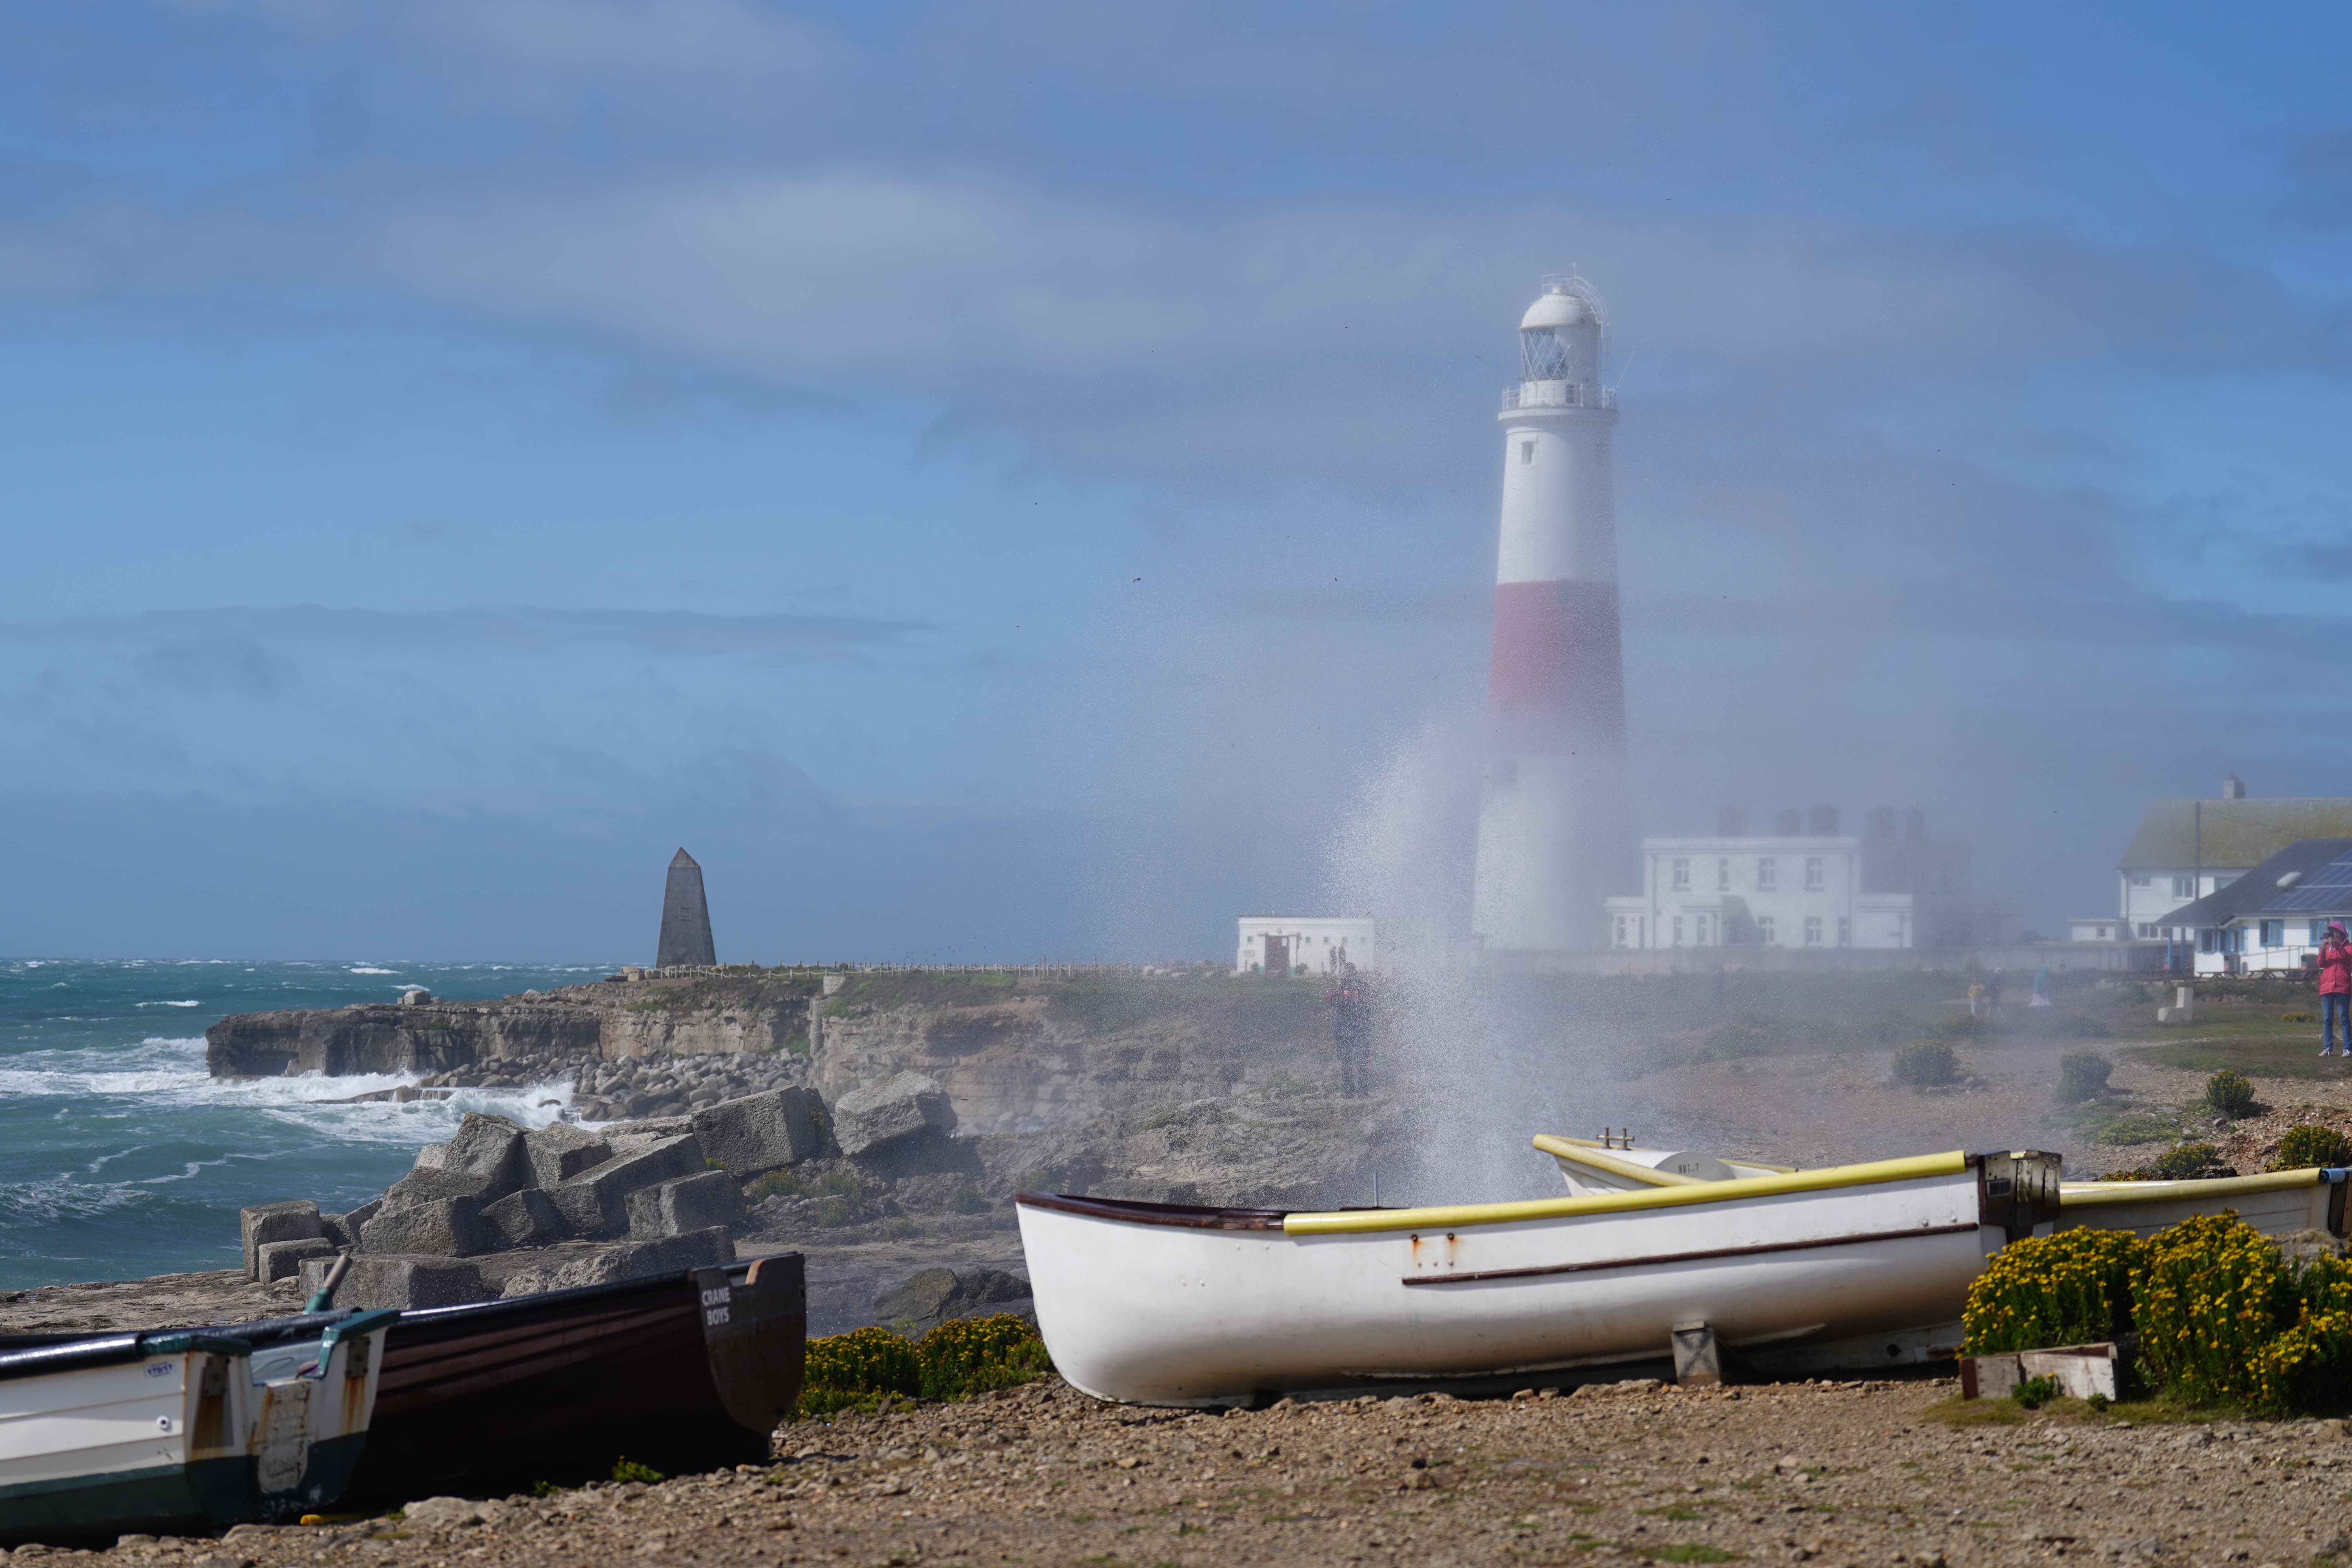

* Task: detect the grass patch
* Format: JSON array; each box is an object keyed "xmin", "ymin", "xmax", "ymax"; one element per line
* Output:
[
  {"xmin": 2094, "ymin": 1109, "xmax": 2192, "ymax": 1146},
  {"xmin": 1651, "ymin": 1546, "xmax": 1740, "ymax": 1563},
  {"xmin": 2120, "ymin": 1033, "xmax": 2352, "ymax": 1081}
]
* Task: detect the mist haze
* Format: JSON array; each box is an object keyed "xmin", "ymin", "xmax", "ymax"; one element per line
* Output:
[{"xmin": 2, "ymin": 2, "xmax": 2347, "ymax": 960}]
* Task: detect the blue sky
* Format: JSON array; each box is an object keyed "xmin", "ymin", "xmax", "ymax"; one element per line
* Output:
[{"xmin": 0, "ymin": 1, "xmax": 2347, "ymax": 961}]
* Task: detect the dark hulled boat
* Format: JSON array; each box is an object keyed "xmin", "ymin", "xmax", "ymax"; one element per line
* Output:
[{"xmin": 340, "ymin": 1251, "xmax": 805, "ymax": 1502}]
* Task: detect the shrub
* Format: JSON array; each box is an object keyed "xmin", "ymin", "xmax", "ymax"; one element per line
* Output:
[
  {"xmin": 2284, "ymin": 1011, "xmax": 2315, "ymax": 1024},
  {"xmin": 1891, "ymin": 1040, "xmax": 1959, "ymax": 1087},
  {"xmin": 610, "ymin": 1457, "xmax": 664, "ymax": 1485},
  {"xmin": 2268, "ymin": 1124, "xmax": 2352, "ymax": 1172},
  {"xmin": 2011, "ymin": 1374, "xmax": 2060, "ymax": 1410},
  {"xmin": 796, "ymin": 1316, "xmax": 1053, "ymax": 1417},
  {"xmin": 2207, "ymin": 1070, "xmax": 2257, "ymax": 1118},
  {"xmin": 2132, "ymin": 1213, "xmax": 2299, "ymax": 1410},
  {"xmin": 916, "ymin": 1314, "xmax": 1054, "ymax": 1401},
  {"xmin": 2147, "ymin": 1142, "xmax": 2234, "ymax": 1180},
  {"xmin": 2054, "ymin": 1051, "xmax": 2113, "ymax": 1105},
  {"xmin": 949, "ymin": 1183, "xmax": 987, "ymax": 1214},
  {"xmin": 1963, "ymin": 1227, "xmax": 2144, "ymax": 1354},
  {"xmin": 798, "ymin": 1326, "xmax": 924, "ymax": 1416}
]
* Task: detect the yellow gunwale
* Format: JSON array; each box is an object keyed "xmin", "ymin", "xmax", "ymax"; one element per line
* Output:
[
  {"xmin": 1282, "ymin": 1149, "xmax": 1973, "ymax": 1236},
  {"xmin": 2058, "ymin": 1168, "xmax": 2326, "ymax": 1208}
]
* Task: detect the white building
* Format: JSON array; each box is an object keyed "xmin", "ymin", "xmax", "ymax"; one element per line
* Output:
[
  {"xmin": 2067, "ymin": 779, "xmax": 2352, "ymax": 944},
  {"xmin": 1603, "ymin": 805, "xmax": 2021, "ymax": 951},
  {"xmin": 1236, "ymin": 917, "xmax": 1376, "ymax": 976},
  {"xmin": 2159, "ymin": 838, "xmax": 2352, "ymax": 975}
]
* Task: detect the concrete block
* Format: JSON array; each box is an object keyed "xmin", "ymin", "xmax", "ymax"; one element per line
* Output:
[
  {"xmin": 832, "ymin": 1072, "xmax": 955, "ymax": 1158},
  {"xmin": 240, "ymin": 1201, "xmax": 322, "ymax": 1282},
  {"xmin": 481, "ymin": 1187, "xmax": 571, "ymax": 1250},
  {"xmin": 298, "ymin": 1252, "xmax": 490, "ymax": 1311},
  {"xmin": 548, "ymin": 1134, "xmax": 705, "ymax": 1238},
  {"xmin": 256, "ymin": 1237, "xmax": 338, "ymax": 1286},
  {"xmin": 318, "ymin": 1212, "xmax": 356, "ymax": 1252},
  {"xmin": 509, "ymin": 1228, "xmax": 733, "ymax": 1295},
  {"xmin": 692, "ymin": 1088, "xmax": 823, "ymax": 1175},
  {"xmin": 626, "ymin": 1170, "xmax": 748, "ymax": 1240},
  {"xmin": 437, "ymin": 1112, "xmax": 532, "ymax": 1198},
  {"xmin": 382, "ymin": 1165, "xmax": 498, "ymax": 1211},
  {"xmin": 343, "ymin": 1198, "xmax": 382, "ymax": 1237},
  {"xmin": 523, "ymin": 1122, "xmax": 611, "ymax": 1188},
  {"xmin": 360, "ymin": 1194, "xmax": 494, "ymax": 1258}
]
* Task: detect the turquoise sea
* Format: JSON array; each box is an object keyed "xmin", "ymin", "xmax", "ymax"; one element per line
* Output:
[{"xmin": 0, "ymin": 958, "xmax": 612, "ymax": 1291}]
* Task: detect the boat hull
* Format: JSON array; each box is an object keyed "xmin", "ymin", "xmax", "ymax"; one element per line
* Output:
[
  {"xmin": 1018, "ymin": 1159, "xmax": 2011, "ymax": 1405},
  {"xmin": 339, "ymin": 1252, "xmax": 804, "ymax": 1503}
]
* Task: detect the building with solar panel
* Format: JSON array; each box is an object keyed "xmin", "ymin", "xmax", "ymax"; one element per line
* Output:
[
  {"xmin": 2159, "ymin": 837, "xmax": 2352, "ymax": 975},
  {"xmin": 2067, "ymin": 777, "xmax": 2352, "ymax": 946}
]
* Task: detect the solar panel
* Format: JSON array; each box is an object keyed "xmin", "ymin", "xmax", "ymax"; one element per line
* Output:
[{"xmin": 2271, "ymin": 848, "xmax": 2352, "ymax": 910}]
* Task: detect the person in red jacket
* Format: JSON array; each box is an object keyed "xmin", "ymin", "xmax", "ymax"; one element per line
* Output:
[{"xmin": 2320, "ymin": 922, "xmax": 2352, "ymax": 1058}]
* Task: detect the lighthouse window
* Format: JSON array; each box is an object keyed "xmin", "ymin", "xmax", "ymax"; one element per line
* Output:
[{"xmin": 1519, "ymin": 441, "xmax": 1534, "ymax": 465}]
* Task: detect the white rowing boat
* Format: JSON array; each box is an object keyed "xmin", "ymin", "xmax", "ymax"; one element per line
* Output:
[
  {"xmin": 1538, "ymin": 1134, "xmax": 2350, "ymax": 1244},
  {"xmin": 1014, "ymin": 1149, "xmax": 2060, "ymax": 1406},
  {"xmin": 0, "ymin": 1307, "xmax": 396, "ymax": 1543}
]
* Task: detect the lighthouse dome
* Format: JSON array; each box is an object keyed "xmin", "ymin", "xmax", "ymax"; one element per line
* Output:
[{"xmin": 1520, "ymin": 287, "xmax": 1593, "ymax": 332}]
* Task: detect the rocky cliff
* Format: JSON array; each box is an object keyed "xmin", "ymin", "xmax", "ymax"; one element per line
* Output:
[{"xmin": 205, "ymin": 970, "xmax": 818, "ymax": 1077}]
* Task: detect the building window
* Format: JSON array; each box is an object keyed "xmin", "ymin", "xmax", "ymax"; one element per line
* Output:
[
  {"xmin": 1757, "ymin": 857, "xmax": 1777, "ymax": 891},
  {"xmin": 1804, "ymin": 857, "xmax": 1824, "ymax": 891},
  {"xmin": 1671, "ymin": 858, "xmax": 1690, "ymax": 891},
  {"xmin": 1804, "ymin": 916, "xmax": 1822, "ymax": 947},
  {"xmin": 1717, "ymin": 858, "xmax": 1730, "ymax": 891},
  {"xmin": 2098, "ymin": 925, "xmax": 2111, "ymax": 940},
  {"xmin": 2137, "ymin": 923, "xmax": 2155, "ymax": 938},
  {"xmin": 2261, "ymin": 920, "xmax": 2285, "ymax": 948},
  {"xmin": 1672, "ymin": 916, "xmax": 1684, "ymax": 947},
  {"xmin": 1757, "ymin": 916, "xmax": 1777, "ymax": 944},
  {"xmin": 1520, "ymin": 441, "xmax": 1534, "ymax": 465},
  {"xmin": 2316, "ymin": 920, "xmax": 2336, "ymax": 945},
  {"xmin": 2172, "ymin": 876, "xmax": 2194, "ymax": 897},
  {"xmin": 1613, "ymin": 916, "xmax": 1627, "ymax": 949},
  {"xmin": 1837, "ymin": 916, "xmax": 1851, "ymax": 947},
  {"xmin": 1695, "ymin": 914, "xmax": 1711, "ymax": 946},
  {"xmin": 2130, "ymin": 874, "xmax": 2151, "ymax": 887}
]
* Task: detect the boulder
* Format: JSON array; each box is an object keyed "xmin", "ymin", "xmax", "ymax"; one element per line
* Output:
[
  {"xmin": 435, "ymin": 1113, "xmax": 532, "ymax": 1198},
  {"xmin": 499, "ymin": 1228, "xmax": 733, "ymax": 1297},
  {"xmin": 626, "ymin": 1171, "xmax": 748, "ymax": 1241},
  {"xmin": 360, "ymin": 1196, "xmax": 494, "ymax": 1258},
  {"xmin": 874, "ymin": 1265, "xmax": 1033, "ymax": 1333},
  {"xmin": 481, "ymin": 1187, "xmax": 571, "ymax": 1250},
  {"xmin": 239, "ymin": 1201, "xmax": 323, "ymax": 1282},
  {"xmin": 546, "ymin": 1135, "xmax": 705, "ymax": 1239},
  {"xmin": 256, "ymin": 1237, "xmax": 338, "ymax": 1286},
  {"xmin": 691, "ymin": 1088, "xmax": 824, "ymax": 1175},
  {"xmin": 297, "ymin": 1252, "xmax": 490, "ymax": 1310},
  {"xmin": 523, "ymin": 1122, "xmax": 611, "ymax": 1188},
  {"xmin": 318, "ymin": 1211, "xmax": 357, "ymax": 1252},
  {"xmin": 832, "ymin": 1073, "xmax": 955, "ymax": 1158},
  {"xmin": 343, "ymin": 1197, "xmax": 383, "ymax": 1237}
]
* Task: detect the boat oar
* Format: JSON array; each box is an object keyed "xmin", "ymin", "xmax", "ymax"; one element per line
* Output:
[{"xmin": 305, "ymin": 1251, "xmax": 354, "ymax": 1313}]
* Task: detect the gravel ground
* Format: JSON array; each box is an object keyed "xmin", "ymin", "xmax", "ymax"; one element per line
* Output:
[{"xmin": 70, "ymin": 1375, "xmax": 2352, "ymax": 1568}]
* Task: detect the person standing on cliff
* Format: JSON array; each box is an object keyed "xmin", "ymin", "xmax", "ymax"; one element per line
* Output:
[{"xmin": 1328, "ymin": 962, "xmax": 1373, "ymax": 1096}]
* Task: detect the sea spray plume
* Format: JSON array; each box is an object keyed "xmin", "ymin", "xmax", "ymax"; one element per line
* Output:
[{"xmin": 1323, "ymin": 716, "xmax": 1611, "ymax": 1205}]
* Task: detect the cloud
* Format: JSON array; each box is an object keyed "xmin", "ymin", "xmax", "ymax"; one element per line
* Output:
[{"xmin": 0, "ymin": 604, "xmax": 934, "ymax": 660}]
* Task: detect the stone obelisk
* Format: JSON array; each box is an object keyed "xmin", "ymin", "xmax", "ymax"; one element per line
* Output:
[{"xmin": 656, "ymin": 848, "xmax": 717, "ymax": 968}]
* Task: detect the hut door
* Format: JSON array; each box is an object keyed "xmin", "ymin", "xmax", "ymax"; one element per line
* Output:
[{"xmin": 1263, "ymin": 936, "xmax": 1290, "ymax": 975}]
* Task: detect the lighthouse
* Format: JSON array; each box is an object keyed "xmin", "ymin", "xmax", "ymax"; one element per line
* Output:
[{"xmin": 1470, "ymin": 275, "xmax": 1635, "ymax": 953}]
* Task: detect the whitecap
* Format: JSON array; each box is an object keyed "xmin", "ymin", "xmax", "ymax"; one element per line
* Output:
[
  {"xmin": 136, "ymin": 1000, "xmax": 201, "ymax": 1008},
  {"xmin": 348, "ymin": 967, "xmax": 396, "ymax": 976}
]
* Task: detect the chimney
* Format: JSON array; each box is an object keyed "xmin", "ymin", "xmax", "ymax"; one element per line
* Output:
[
  {"xmin": 1774, "ymin": 808, "xmax": 1802, "ymax": 837},
  {"xmin": 1808, "ymin": 803, "xmax": 1840, "ymax": 837},
  {"xmin": 1904, "ymin": 806, "xmax": 1927, "ymax": 842},
  {"xmin": 2223, "ymin": 774, "xmax": 2246, "ymax": 800},
  {"xmin": 1715, "ymin": 804, "xmax": 1746, "ymax": 837},
  {"xmin": 1867, "ymin": 806, "xmax": 1897, "ymax": 838}
]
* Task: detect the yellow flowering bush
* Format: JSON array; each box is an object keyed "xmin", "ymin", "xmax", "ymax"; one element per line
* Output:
[
  {"xmin": 1963, "ymin": 1226, "xmax": 2145, "ymax": 1354},
  {"xmin": 795, "ymin": 1315, "xmax": 1053, "ymax": 1417},
  {"xmin": 2267, "ymin": 1125, "xmax": 2352, "ymax": 1173},
  {"xmin": 2131, "ymin": 1213, "xmax": 2299, "ymax": 1410}
]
